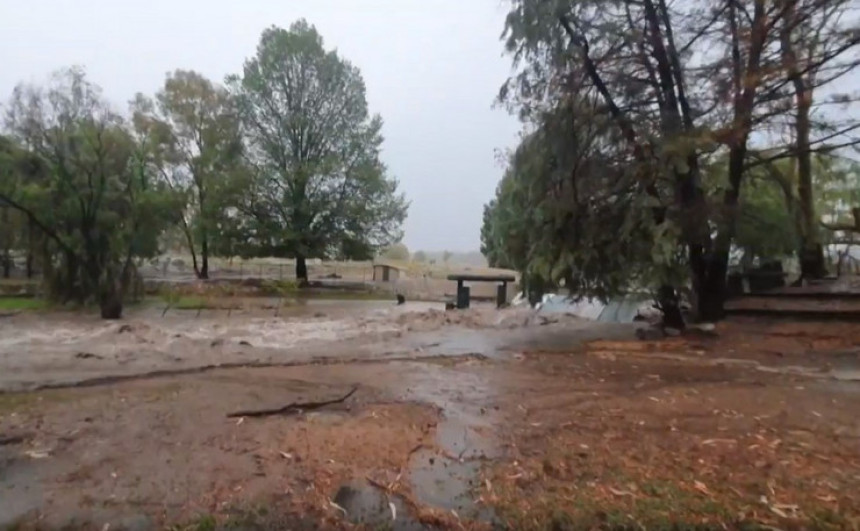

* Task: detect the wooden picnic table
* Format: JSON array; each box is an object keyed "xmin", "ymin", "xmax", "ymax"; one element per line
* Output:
[{"xmin": 447, "ymin": 274, "xmax": 517, "ymax": 309}]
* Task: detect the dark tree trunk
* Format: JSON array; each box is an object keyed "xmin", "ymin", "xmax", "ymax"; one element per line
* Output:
[
  {"xmin": 99, "ymin": 266, "xmax": 123, "ymax": 320},
  {"xmin": 799, "ymin": 243, "xmax": 827, "ymax": 280},
  {"xmin": 526, "ymin": 273, "xmax": 547, "ymax": 307},
  {"xmin": 657, "ymin": 285, "xmax": 685, "ymax": 330},
  {"xmin": 200, "ymin": 234, "xmax": 209, "ymax": 280},
  {"xmin": 26, "ymin": 220, "xmax": 34, "ymax": 279},
  {"xmin": 100, "ymin": 291, "xmax": 123, "ymax": 319},
  {"xmin": 295, "ymin": 254, "xmax": 308, "ymax": 284},
  {"xmin": 1, "ymin": 251, "xmax": 10, "ymax": 279},
  {"xmin": 700, "ymin": 254, "xmax": 729, "ymax": 322},
  {"xmin": 190, "ymin": 248, "xmax": 201, "ymax": 279},
  {"xmin": 780, "ymin": 0, "xmax": 825, "ymax": 281}
]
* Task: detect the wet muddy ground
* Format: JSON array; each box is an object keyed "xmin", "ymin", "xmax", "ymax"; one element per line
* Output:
[{"xmin": 1, "ymin": 306, "xmax": 859, "ymax": 529}]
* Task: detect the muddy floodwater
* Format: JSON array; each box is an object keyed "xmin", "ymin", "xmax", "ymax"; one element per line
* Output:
[
  {"xmin": 2, "ymin": 303, "xmax": 860, "ymax": 529},
  {"xmin": 0, "ymin": 300, "xmax": 629, "ymax": 393}
]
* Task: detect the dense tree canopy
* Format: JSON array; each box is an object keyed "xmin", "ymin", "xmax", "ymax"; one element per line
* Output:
[
  {"xmin": 230, "ymin": 21, "xmax": 408, "ymax": 282},
  {"xmin": 132, "ymin": 70, "xmax": 245, "ymax": 280},
  {"xmin": 483, "ymin": 0, "xmax": 859, "ymax": 325},
  {"xmin": 0, "ymin": 21, "xmax": 409, "ymax": 317},
  {"xmin": 0, "ymin": 69, "xmax": 178, "ymax": 317},
  {"xmin": 380, "ymin": 242, "xmax": 410, "ymax": 261}
]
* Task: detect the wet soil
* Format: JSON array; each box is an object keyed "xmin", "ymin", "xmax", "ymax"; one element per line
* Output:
[{"xmin": 1, "ymin": 309, "xmax": 859, "ymax": 529}]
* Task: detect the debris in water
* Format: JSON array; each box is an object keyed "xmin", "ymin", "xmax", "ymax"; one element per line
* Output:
[
  {"xmin": 25, "ymin": 449, "xmax": 50, "ymax": 459},
  {"xmin": 75, "ymin": 352, "xmax": 104, "ymax": 360},
  {"xmin": 329, "ymin": 500, "xmax": 347, "ymax": 516},
  {"xmin": 0, "ymin": 435, "xmax": 25, "ymax": 446}
]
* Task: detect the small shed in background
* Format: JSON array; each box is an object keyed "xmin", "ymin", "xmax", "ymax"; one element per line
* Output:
[{"xmin": 372, "ymin": 261, "xmax": 405, "ymax": 282}]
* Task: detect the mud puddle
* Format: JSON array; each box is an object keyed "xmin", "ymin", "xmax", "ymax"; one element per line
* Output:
[
  {"xmin": 0, "ymin": 456, "xmax": 43, "ymax": 526},
  {"xmin": 332, "ymin": 480, "xmax": 424, "ymax": 530}
]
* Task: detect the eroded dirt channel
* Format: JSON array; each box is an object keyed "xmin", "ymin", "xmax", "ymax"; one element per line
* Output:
[{"xmin": 1, "ymin": 304, "xmax": 859, "ymax": 529}]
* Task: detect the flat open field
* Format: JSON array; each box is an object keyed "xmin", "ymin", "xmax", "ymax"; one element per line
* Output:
[{"xmin": 1, "ymin": 301, "xmax": 859, "ymax": 530}]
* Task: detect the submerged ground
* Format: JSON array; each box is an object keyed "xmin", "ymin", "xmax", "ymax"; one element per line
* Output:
[{"xmin": 1, "ymin": 298, "xmax": 859, "ymax": 530}]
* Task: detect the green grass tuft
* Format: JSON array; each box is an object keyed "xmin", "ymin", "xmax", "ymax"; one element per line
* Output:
[{"xmin": 0, "ymin": 297, "xmax": 49, "ymax": 311}]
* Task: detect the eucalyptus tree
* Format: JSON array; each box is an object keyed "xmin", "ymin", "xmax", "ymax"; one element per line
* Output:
[
  {"xmin": 230, "ymin": 20, "xmax": 408, "ymax": 282},
  {"xmin": 132, "ymin": 70, "xmax": 244, "ymax": 279},
  {"xmin": 497, "ymin": 0, "xmax": 858, "ymax": 323},
  {"xmin": 0, "ymin": 68, "xmax": 176, "ymax": 318}
]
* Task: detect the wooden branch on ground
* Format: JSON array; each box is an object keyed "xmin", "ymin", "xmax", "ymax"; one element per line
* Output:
[{"xmin": 226, "ymin": 386, "xmax": 358, "ymax": 419}]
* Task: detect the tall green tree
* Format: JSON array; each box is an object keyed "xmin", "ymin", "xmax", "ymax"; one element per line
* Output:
[
  {"xmin": 0, "ymin": 202, "xmax": 22, "ymax": 278},
  {"xmin": 380, "ymin": 242, "xmax": 410, "ymax": 261},
  {"xmin": 0, "ymin": 68, "xmax": 177, "ymax": 318},
  {"xmin": 230, "ymin": 21, "xmax": 408, "ymax": 282},
  {"xmin": 744, "ymin": 0, "xmax": 860, "ymax": 280},
  {"xmin": 132, "ymin": 70, "xmax": 244, "ymax": 279},
  {"xmin": 497, "ymin": 0, "xmax": 858, "ymax": 324}
]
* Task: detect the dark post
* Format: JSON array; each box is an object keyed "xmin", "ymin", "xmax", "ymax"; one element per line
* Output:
[
  {"xmin": 496, "ymin": 282, "xmax": 508, "ymax": 308},
  {"xmin": 456, "ymin": 283, "xmax": 470, "ymax": 310}
]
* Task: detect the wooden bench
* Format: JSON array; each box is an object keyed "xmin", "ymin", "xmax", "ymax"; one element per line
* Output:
[{"xmin": 447, "ymin": 274, "xmax": 517, "ymax": 309}]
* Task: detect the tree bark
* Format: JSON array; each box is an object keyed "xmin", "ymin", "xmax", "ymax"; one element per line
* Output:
[
  {"xmin": 200, "ymin": 233, "xmax": 210, "ymax": 280},
  {"xmin": 657, "ymin": 285, "xmax": 685, "ymax": 330},
  {"xmin": 693, "ymin": 0, "xmax": 769, "ymax": 322},
  {"xmin": 0, "ymin": 206, "xmax": 10, "ymax": 278},
  {"xmin": 1, "ymin": 250, "xmax": 10, "ymax": 279},
  {"xmin": 26, "ymin": 220, "xmax": 34, "ymax": 279},
  {"xmin": 99, "ymin": 289, "xmax": 123, "ymax": 319},
  {"xmin": 295, "ymin": 254, "xmax": 308, "ymax": 284},
  {"xmin": 780, "ymin": 0, "xmax": 826, "ymax": 280},
  {"xmin": 99, "ymin": 267, "xmax": 123, "ymax": 319}
]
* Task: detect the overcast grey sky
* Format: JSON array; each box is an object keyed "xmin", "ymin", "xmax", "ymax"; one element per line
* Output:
[{"xmin": 0, "ymin": 0, "xmax": 520, "ymax": 252}]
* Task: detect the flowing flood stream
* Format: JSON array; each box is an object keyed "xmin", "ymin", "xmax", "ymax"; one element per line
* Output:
[
  {"xmin": 4, "ymin": 299, "xmax": 856, "ymax": 528},
  {"xmin": 1, "ymin": 299, "xmax": 633, "ymax": 528}
]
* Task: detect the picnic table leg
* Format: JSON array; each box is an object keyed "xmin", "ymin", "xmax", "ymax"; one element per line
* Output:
[
  {"xmin": 497, "ymin": 282, "xmax": 507, "ymax": 309},
  {"xmin": 456, "ymin": 280, "xmax": 470, "ymax": 309}
]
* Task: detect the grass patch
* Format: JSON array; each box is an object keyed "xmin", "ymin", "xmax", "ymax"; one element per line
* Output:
[
  {"xmin": 0, "ymin": 297, "xmax": 49, "ymax": 311},
  {"xmin": 0, "ymin": 389, "xmax": 76, "ymax": 413},
  {"xmin": 172, "ymin": 296, "xmax": 215, "ymax": 310}
]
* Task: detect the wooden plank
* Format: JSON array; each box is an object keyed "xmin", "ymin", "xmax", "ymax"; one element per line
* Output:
[{"xmin": 446, "ymin": 274, "xmax": 516, "ymax": 283}]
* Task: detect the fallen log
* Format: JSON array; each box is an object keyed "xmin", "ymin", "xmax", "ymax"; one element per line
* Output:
[
  {"xmin": 227, "ymin": 386, "xmax": 358, "ymax": 419},
  {"xmin": 0, "ymin": 435, "xmax": 25, "ymax": 446}
]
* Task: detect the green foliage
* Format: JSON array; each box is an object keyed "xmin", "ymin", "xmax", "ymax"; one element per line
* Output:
[
  {"xmin": 260, "ymin": 279, "xmax": 299, "ymax": 295},
  {"xmin": 412, "ymin": 250, "xmax": 428, "ymax": 262},
  {"xmin": 0, "ymin": 297, "xmax": 48, "ymax": 311},
  {"xmin": 481, "ymin": 99, "xmax": 679, "ymax": 302},
  {"xmin": 132, "ymin": 70, "xmax": 245, "ymax": 279},
  {"xmin": 702, "ymin": 155, "xmax": 799, "ymax": 265},
  {"xmin": 0, "ymin": 68, "xmax": 178, "ymax": 318},
  {"xmin": 494, "ymin": 0, "xmax": 857, "ymax": 319},
  {"xmin": 228, "ymin": 20, "xmax": 408, "ymax": 276},
  {"xmin": 380, "ymin": 242, "xmax": 410, "ymax": 261}
]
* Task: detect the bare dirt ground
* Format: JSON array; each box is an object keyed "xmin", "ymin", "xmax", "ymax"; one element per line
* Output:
[{"xmin": 1, "ymin": 307, "xmax": 859, "ymax": 530}]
